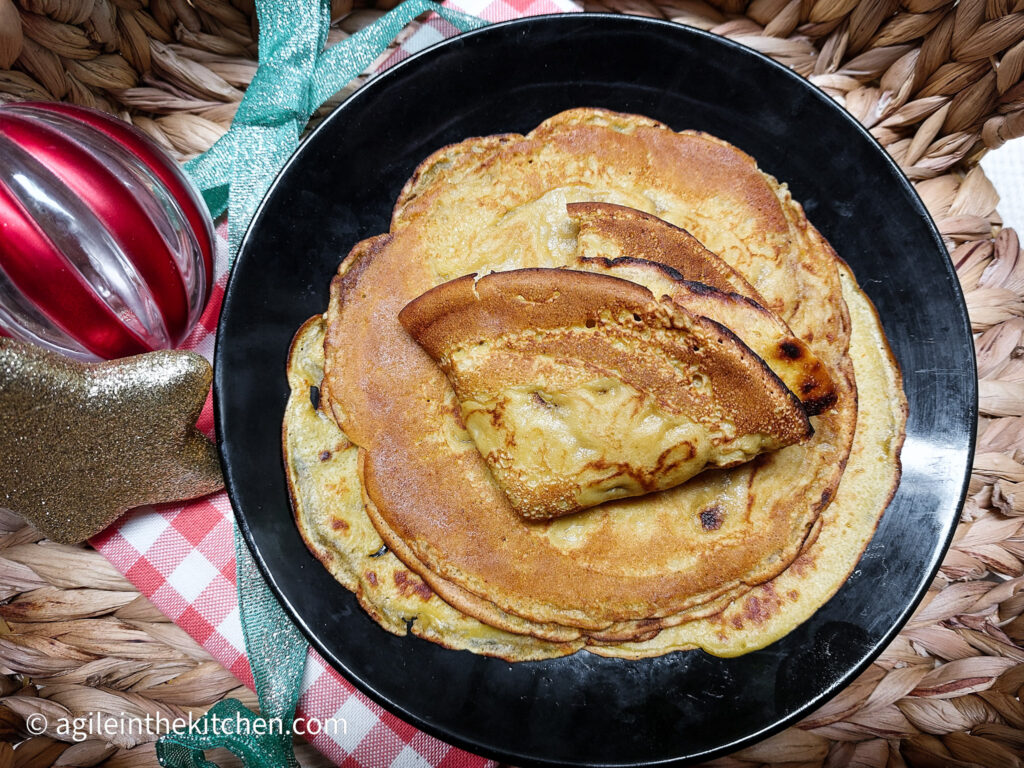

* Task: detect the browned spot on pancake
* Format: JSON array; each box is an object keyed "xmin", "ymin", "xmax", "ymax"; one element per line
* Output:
[
  {"xmin": 788, "ymin": 590, "xmax": 799, "ymax": 600},
  {"xmin": 779, "ymin": 340, "xmax": 802, "ymax": 359},
  {"xmin": 319, "ymin": 450, "xmax": 332, "ymax": 462},
  {"xmin": 741, "ymin": 584, "xmax": 780, "ymax": 626},
  {"xmin": 820, "ymin": 489, "xmax": 832, "ymax": 507},
  {"xmin": 803, "ymin": 390, "xmax": 838, "ymax": 413},
  {"xmin": 394, "ymin": 570, "xmax": 433, "ymax": 600},
  {"xmin": 743, "ymin": 597, "xmax": 770, "ymax": 624},
  {"xmin": 365, "ymin": 571, "xmax": 378, "ymax": 586},
  {"xmin": 686, "ymin": 281, "xmax": 716, "ymax": 296},
  {"xmin": 790, "ymin": 554, "xmax": 815, "ymax": 577},
  {"xmin": 576, "ymin": 443, "xmax": 699, "ymax": 496},
  {"xmin": 699, "ymin": 506, "xmax": 723, "ymax": 531},
  {"xmin": 330, "ymin": 517, "xmax": 349, "ymax": 532}
]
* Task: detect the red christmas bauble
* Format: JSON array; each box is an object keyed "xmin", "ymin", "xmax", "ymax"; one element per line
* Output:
[{"xmin": 0, "ymin": 103, "xmax": 215, "ymax": 360}]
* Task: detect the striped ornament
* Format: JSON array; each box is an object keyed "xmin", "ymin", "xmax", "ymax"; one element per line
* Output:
[{"xmin": 0, "ymin": 103, "xmax": 214, "ymax": 361}]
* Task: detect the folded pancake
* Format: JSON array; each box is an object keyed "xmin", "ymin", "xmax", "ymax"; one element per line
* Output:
[
  {"xmin": 321, "ymin": 108, "xmax": 860, "ymax": 635},
  {"xmin": 569, "ymin": 203, "xmax": 837, "ymax": 415},
  {"xmin": 568, "ymin": 202, "xmax": 765, "ymax": 302},
  {"xmin": 399, "ymin": 268, "xmax": 811, "ymax": 520}
]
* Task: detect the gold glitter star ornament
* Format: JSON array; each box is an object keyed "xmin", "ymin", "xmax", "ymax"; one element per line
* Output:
[{"xmin": 0, "ymin": 339, "xmax": 224, "ymax": 543}]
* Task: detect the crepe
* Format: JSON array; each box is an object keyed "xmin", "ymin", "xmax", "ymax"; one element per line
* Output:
[
  {"xmin": 285, "ymin": 316, "xmax": 582, "ymax": 660},
  {"xmin": 589, "ymin": 262, "xmax": 907, "ymax": 657},
  {"xmin": 285, "ymin": 263, "xmax": 904, "ymax": 659},
  {"xmin": 282, "ymin": 107, "xmax": 905, "ymax": 659},
  {"xmin": 322, "ymin": 107, "xmax": 855, "ymax": 632},
  {"xmin": 400, "ymin": 268, "xmax": 811, "ymax": 519},
  {"xmin": 569, "ymin": 202, "xmax": 837, "ymax": 415},
  {"xmin": 567, "ymin": 201, "xmax": 763, "ymax": 299}
]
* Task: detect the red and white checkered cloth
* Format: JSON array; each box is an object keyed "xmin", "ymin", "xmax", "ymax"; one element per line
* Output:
[{"xmin": 90, "ymin": 1, "xmax": 579, "ymax": 765}]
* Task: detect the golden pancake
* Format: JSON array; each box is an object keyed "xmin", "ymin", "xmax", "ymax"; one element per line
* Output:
[
  {"xmin": 321, "ymin": 108, "xmax": 858, "ymax": 634},
  {"xmin": 285, "ymin": 316, "xmax": 584, "ymax": 659},
  {"xmin": 569, "ymin": 202, "xmax": 766, "ymax": 303},
  {"xmin": 283, "ymin": 261, "xmax": 903, "ymax": 659},
  {"xmin": 399, "ymin": 268, "xmax": 811, "ymax": 519},
  {"xmin": 287, "ymin": 315, "xmax": 761, "ymax": 655},
  {"xmin": 569, "ymin": 203, "xmax": 836, "ymax": 415},
  {"xmin": 589, "ymin": 261, "xmax": 906, "ymax": 657}
]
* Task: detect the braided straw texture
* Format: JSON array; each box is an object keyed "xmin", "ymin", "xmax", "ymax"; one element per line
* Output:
[{"xmin": 1, "ymin": 1, "xmax": 1023, "ymax": 766}]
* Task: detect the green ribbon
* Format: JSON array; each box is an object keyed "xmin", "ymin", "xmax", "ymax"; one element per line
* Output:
[
  {"xmin": 156, "ymin": 2, "xmax": 488, "ymax": 766},
  {"xmin": 185, "ymin": 0, "xmax": 487, "ymax": 262}
]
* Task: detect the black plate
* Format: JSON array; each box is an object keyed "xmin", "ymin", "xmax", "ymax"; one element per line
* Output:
[{"xmin": 216, "ymin": 14, "xmax": 976, "ymax": 767}]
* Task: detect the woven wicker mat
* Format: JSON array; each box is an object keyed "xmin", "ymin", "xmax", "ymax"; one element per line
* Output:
[{"xmin": 1, "ymin": 1, "xmax": 1023, "ymax": 766}]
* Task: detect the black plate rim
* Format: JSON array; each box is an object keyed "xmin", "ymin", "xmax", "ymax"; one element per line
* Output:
[{"xmin": 215, "ymin": 13, "xmax": 978, "ymax": 767}]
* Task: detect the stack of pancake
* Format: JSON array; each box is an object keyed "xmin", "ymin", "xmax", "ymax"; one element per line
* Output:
[{"xmin": 283, "ymin": 108, "xmax": 907, "ymax": 661}]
